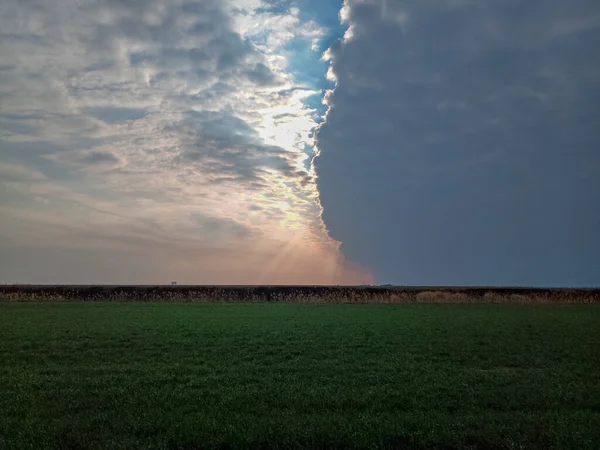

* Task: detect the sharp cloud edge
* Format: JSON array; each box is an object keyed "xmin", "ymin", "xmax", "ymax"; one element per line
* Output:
[
  {"xmin": 0, "ymin": 0, "xmax": 373, "ymax": 285},
  {"xmin": 309, "ymin": 0, "xmax": 375, "ymax": 284}
]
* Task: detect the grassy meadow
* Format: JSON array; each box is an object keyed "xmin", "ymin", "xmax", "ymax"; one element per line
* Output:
[{"xmin": 0, "ymin": 302, "xmax": 599, "ymax": 449}]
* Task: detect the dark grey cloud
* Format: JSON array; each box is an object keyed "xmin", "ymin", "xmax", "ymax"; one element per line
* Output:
[
  {"xmin": 75, "ymin": 151, "xmax": 120, "ymax": 165},
  {"xmin": 185, "ymin": 82, "xmax": 237, "ymax": 103},
  {"xmin": 315, "ymin": 0, "xmax": 600, "ymax": 286},
  {"xmin": 173, "ymin": 110, "xmax": 302, "ymax": 186},
  {"xmin": 111, "ymin": 0, "xmax": 258, "ymax": 89},
  {"xmin": 0, "ymin": 138, "xmax": 109, "ymax": 183},
  {"xmin": 247, "ymin": 63, "xmax": 279, "ymax": 86},
  {"xmin": 84, "ymin": 107, "xmax": 148, "ymax": 124}
]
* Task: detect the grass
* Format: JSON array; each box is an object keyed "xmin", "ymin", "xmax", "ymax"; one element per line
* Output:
[{"xmin": 0, "ymin": 302, "xmax": 599, "ymax": 449}]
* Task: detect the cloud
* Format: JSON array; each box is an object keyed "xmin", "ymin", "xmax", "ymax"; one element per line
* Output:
[
  {"xmin": 247, "ymin": 62, "xmax": 279, "ymax": 86},
  {"xmin": 84, "ymin": 107, "xmax": 148, "ymax": 124},
  {"xmin": 190, "ymin": 213, "xmax": 253, "ymax": 241},
  {"xmin": 0, "ymin": 0, "xmax": 373, "ymax": 285},
  {"xmin": 73, "ymin": 151, "xmax": 120, "ymax": 166},
  {"xmin": 171, "ymin": 109, "xmax": 303, "ymax": 187},
  {"xmin": 0, "ymin": 162, "xmax": 47, "ymax": 183},
  {"xmin": 314, "ymin": 0, "xmax": 600, "ymax": 286}
]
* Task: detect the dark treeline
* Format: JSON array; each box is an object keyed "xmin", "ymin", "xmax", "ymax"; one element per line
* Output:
[{"xmin": 1, "ymin": 285, "xmax": 599, "ymax": 303}]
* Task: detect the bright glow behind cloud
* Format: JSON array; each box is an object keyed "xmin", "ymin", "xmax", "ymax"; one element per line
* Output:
[{"xmin": 0, "ymin": 0, "xmax": 372, "ymax": 284}]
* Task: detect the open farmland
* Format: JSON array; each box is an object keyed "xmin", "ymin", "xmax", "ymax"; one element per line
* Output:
[{"xmin": 1, "ymin": 302, "xmax": 599, "ymax": 449}]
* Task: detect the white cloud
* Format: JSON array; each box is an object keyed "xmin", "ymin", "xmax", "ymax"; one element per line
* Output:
[{"xmin": 0, "ymin": 0, "xmax": 373, "ymax": 284}]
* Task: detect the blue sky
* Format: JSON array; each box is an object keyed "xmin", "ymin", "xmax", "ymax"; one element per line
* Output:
[{"xmin": 0, "ymin": 0, "xmax": 599, "ymax": 286}]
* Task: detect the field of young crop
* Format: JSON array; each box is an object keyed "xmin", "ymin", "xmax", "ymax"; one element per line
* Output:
[{"xmin": 1, "ymin": 302, "xmax": 599, "ymax": 449}]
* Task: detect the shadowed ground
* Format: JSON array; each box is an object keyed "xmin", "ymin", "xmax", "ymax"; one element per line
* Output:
[{"xmin": 0, "ymin": 302, "xmax": 599, "ymax": 449}]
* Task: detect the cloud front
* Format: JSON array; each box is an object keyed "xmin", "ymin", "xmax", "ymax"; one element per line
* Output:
[{"xmin": 314, "ymin": 0, "xmax": 600, "ymax": 286}]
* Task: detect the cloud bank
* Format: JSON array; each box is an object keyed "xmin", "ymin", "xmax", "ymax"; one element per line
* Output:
[
  {"xmin": 0, "ymin": 0, "xmax": 372, "ymax": 284},
  {"xmin": 315, "ymin": 0, "xmax": 600, "ymax": 286}
]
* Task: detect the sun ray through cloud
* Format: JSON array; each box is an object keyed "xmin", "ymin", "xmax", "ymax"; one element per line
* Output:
[{"xmin": 0, "ymin": 0, "xmax": 373, "ymax": 285}]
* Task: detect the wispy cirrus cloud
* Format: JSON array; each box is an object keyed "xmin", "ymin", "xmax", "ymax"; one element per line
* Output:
[{"xmin": 0, "ymin": 0, "xmax": 372, "ymax": 284}]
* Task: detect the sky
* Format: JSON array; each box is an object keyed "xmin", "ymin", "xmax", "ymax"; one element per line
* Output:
[{"xmin": 0, "ymin": 0, "xmax": 598, "ymax": 286}]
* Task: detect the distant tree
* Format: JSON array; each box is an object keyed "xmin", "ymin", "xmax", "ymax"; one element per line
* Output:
[{"xmin": 171, "ymin": 281, "xmax": 177, "ymax": 285}]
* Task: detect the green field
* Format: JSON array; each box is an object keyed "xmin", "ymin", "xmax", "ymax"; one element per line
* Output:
[{"xmin": 1, "ymin": 303, "xmax": 599, "ymax": 449}]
